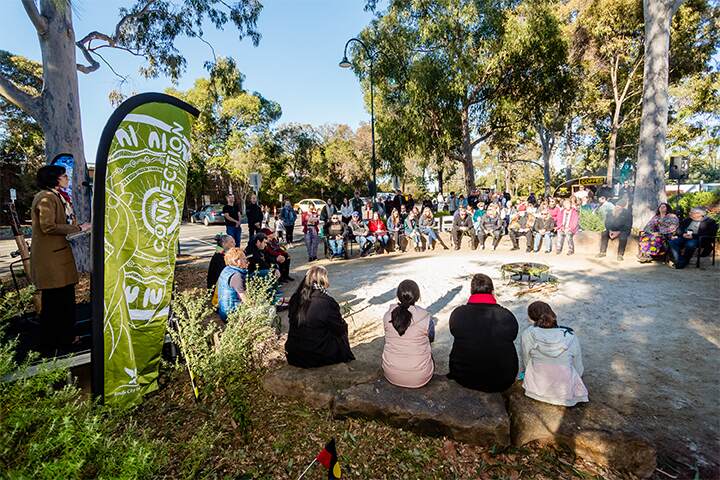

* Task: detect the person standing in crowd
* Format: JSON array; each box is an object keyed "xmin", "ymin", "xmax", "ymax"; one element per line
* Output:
[
  {"xmin": 404, "ymin": 193, "xmax": 416, "ymax": 211},
  {"xmin": 382, "ymin": 280, "xmax": 435, "ymax": 388},
  {"xmin": 451, "ymin": 207, "xmax": 478, "ymax": 250},
  {"xmin": 31, "ymin": 165, "xmax": 91, "ymax": 354},
  {"xmin": 596, "ymin": 196, "xmax": 614, "ymax": 220},
  {"xmin": 262, "ymin": 228, "xmax": 294, "ymax": 283},
  {"xmin": 207, "ymin": 233, "xmax": 235, "ymax": 290},
  {"xmin": 352, "ymin": 190, "xmax": 364, "ymax": 216},
  {"xmin": 458, "ymin": 194, "xmax": 468, "ymax": 209},
  {"xmin": 519, "ymin": 301, "xmax": 588, "ymax": 407},
  {"xmin": 280, "ymin": 200, "xmax": 297, "ymax": 246},
  {"xmin": 478, "ymin": 204, "xmax": 503, "ymax": 250},
  {"xmin": 261, "ymin": 205, "xmax": 271, "ymax": 229},
  {"xmin": 447, "ymin": 274, "xmax": 519, "ymax": 393},
  {"xmin": 669, "ymin": 207, "xmax": 718, "ymax": 269},
  {"xmin": 216, "ymin": 247, "xmax": 249, "ymax": 322},
  {"xmin": 369, "ymin": 211, "xmax": 390, "ymax": 253},
  {"xmin": 555, "ymin": 199, "xmax": 579, "ymax": 255},
  {"xmin": 386, "ymin": 208, "xmax": 405, "ymax": 252},
  {"xmin": 320, "ymin": 198, "xmax": 337, "ymax": 234},
  {"xmin": 222, "ymin": 193, "xmax": 242, "ymax": 246},
  {"xmin": 532, "ymin": 209, "xmax": 556, "ymax": 253},
  {"xmin": 302, "ymin": 205, "xmax": 321, "ymax": 262},
  {"xmin": 326, "ymin": 213, "xmax": 347, "ymax": 259},
  {"xmin": 246, "ymin": 193, "xmax": 263, "ymax": 241},
  {"xmin": 340, "ymin": 197, "xmax": 354, "ymax": 225},
  {"xmin": 392, "ymin": 189, "xmax": 403, "ymax": 213},
  {"xmin": 637, "ymin": 203, "xmax": 679, "ymax": 263},
  {"xmin": 527, "ymin": 191, "xmax": 537, "ymax": 206},
  {"xmin": 509, "ymin": 204, "xmax": 534, "ymax": 252},
  {"xmin": 285, "ymin": 266, "xmax": 355, "ymax": 368},
  {"xmin": 347, "ymin": 211, "xmax": 374, "ymax": 257},
  {"xmin": 597, "ymin": 199, "xmax": 632, "ymax": 261},
  {"xmin": 573, "ymin": 185, "xmax": 589, "ymax": 202},
  {"xmin": 384, "ymin": 195, "xmax": 395, "ymax": 218},
  {"xmin": 436, "ymin": 191, "xmax": 445, "ymax": 211},
  {"xmin": 447, "ymin": 191, "xmax": 458, "ymax": 215}
]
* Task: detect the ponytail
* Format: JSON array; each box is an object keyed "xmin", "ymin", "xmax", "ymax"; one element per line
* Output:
[
  {"xmin": 527, "ymin": 301, "xmax": 558, "ymax": 329},
  {"xmin": 390, "ymin": 280, "xmax": 420, "ymax": 336}
]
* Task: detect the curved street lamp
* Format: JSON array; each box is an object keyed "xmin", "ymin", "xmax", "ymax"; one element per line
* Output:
[{"xmin": 339, "ymin": 37, "xmax": 377, "ymax": 200}]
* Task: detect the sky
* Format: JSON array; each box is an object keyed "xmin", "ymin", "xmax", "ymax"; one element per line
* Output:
[{"xmin": 0, "ymin": 0, "xmax": 377, "ymax": 164}]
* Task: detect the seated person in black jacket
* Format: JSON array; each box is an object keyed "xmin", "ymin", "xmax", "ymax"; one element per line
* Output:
[
  {"xmin": 448, "ymin": 274, "xmax": 519, "ymax": 393},
  {"xmin": 285, "ymin": 266, "xmax": 355, "ymax": 368},
  {"xmin": 597, "ymin": 199, "xmax": 632, "ymax": 261},
  {"xmin": 451, "ymin": 207, "xmax": 478, "ymax": 250},
  {"xmin": 244, "ymin": 232, "xmax": 277, "ymax": 276},
  {"xmin": 669, "ymin": 207, "xmax": 719, "ymax": 269},
  {"xmin": 207, "ymin": 233, "xmax": 235, "ymax": 290},
  {"xmin": 261, "ymin": 228, "xmax": 293, "ymax": 283}
]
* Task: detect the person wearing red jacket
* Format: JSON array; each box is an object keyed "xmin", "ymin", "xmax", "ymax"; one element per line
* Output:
[
  {"xmin": 555, "ymin": 199, "xmax": 579, "ymax": 255},
  {"xmin": 261, "ymin": 228, "xmax": 294, "ymax": 283},
  {"xmin": 368, "ymin": 211, "xmax": 390, "ymax": 253}
]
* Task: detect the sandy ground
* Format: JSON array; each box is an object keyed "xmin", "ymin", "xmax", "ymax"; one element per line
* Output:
[{"xmin": 277, "ymin": 240, "xmax": 720, "ymax": 478}]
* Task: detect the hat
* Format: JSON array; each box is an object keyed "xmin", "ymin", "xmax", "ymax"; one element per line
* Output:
[
  {"xmin": 260, "ymin": 228, "xmax": 273, "ymax": 236},
  {"xmin": 351, "ymin": 211, "xmax": 359, "ymax": 217},
  {"xmin": 518, "ymin": 204, "xmax": 527, "ymax": 212}
]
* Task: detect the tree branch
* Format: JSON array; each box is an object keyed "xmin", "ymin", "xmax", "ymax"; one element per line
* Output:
[
  {"xmin": 0, "ymin": 72, "xmax": 42, "ymax": 121},
  {"xmin": 21, "ymin": 0, "xmax": 48, "ymax": 35},
  {"xmin": 498, "ymin": 159, "xmax": 543, "ymax": 168}
]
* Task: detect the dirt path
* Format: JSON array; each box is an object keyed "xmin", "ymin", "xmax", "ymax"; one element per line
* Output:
[{"xmin": 280, "ymin": 245, "xmax": 719, "ymax": 478}]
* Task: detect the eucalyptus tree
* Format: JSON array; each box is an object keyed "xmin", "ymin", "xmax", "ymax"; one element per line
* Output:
[{"xmin": 0, "ymin": 0, "xmax": 263, "ymax": 233}]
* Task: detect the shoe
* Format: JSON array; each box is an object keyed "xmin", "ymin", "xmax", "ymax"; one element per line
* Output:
[
  {"xmin": 526, "ymin": 249, "xmax": 532, "ymax": 253},
  {"xmin": 443, "ymin": 245, "xmax": 449, "ymax": 250},
  {"xmin": 511, "ymin": 246, "xmax": 519, "ymax": 251},
  {"xmin": 617, "ymin": 255, "xmax": 624, "ymax": 261},
  {"xmin": 567, "ymin": 251, "xmax": 574, "ymax": 256},
  {"xmin": 556, "ymin": 251, "xmax": 561, "ymax": 255},
  {"xmin": 454, "ymin": 246, "xmax": 460, "ymax": 251},
  {"xmin": 545, "ymin": 250, "xmax": 552, "ymax": 254},
  {"xmin": 596, "ymin": 253, "xmax": 606, "ymax": 258}
]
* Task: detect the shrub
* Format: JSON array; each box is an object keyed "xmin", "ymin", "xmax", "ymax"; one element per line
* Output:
[
  {"xmin": 0, "ymin": 290, "xmax": 163, "ymax": 479},
  {"xmin": 579, "ymin": 209, "xmax": 605, "ymax": 232},
  {"xmin": 0, "ymin": 285, "xmax": 35, "ymax": 323},
  {"xmin": 674, "ymin": 191, "xmax": 720, "ymax": 216}
]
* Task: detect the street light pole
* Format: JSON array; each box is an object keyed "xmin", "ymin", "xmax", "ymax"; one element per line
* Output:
[{"xmin": 340, "ymin": 37, "xmax": 377, "ymax": 201}]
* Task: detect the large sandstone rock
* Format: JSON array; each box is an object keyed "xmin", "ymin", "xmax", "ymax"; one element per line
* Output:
[
  {"xmin": 262, "ymin": 358, "xmax": 381, "ymax": 409},
  {"xmin": 504, "ymin": 382, "xmax": 656, "ymax": 478},
  {"xmin": 333, "ymin": 376, "xmax": 510, "ymax": 447}
]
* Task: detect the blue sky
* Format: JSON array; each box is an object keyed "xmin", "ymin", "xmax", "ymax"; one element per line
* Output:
[{"xmin": 1, "ymin": 0, "xmax": 376, "ymax": 163}]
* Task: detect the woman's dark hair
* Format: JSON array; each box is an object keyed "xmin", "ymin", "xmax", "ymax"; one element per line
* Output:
[
  {"xmin": 656, "ymin": 202, "xmax": 673, "ymax": 215},
  {"xmin": 36, "ymin": 165, "xmax": 66, "ymax": 189},
  {"xmin": 288, "ymin": 266, "xmax": 329, "ymax": 326},
  {"xmin": 390, "ymin": 279, "xmax": 420, "ymax": 336},
  {"xmin": 527, "ymin": 301, "xmax": 558, "ymax": 328},
  {"xmin": 470, "ymin": 274, "xmax": 494, "ymax": 294}
]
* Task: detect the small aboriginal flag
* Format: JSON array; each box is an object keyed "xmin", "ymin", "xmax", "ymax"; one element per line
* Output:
[{"xmin": 316, "ymin": 438, "xmax": 341, "ymax": 479}]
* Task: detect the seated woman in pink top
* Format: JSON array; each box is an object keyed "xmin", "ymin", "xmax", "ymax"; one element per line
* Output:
[{"xmin": 382, "ymin": 280, "xmax": 435, "ymax": 388}]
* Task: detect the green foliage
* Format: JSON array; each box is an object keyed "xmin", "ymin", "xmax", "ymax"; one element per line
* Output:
[
  {"xmin": 674, "ymin": 191, "xmax": 720, "ymax": 216},
  {"xmin": 580, "ymin": 209, "xmax": 605, "ymax": 231},
  {"xmin": 0, "ymin": 285, "xmax": 35, "ymax": 323},
  {"xmin": 168, "ymin": 276, "xmax": 277, "ymax": 433},
  {"xmin": 0, "ymin": 290, "xmax": 162, "ymax": 479}
]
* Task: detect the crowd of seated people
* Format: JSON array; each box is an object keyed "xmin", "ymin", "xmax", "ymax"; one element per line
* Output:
[{"xmin": 281, "ymin": 270, "xmax": 588, "ymax": 408}]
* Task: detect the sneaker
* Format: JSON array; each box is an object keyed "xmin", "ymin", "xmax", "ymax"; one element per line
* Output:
[
  {"xmin": 596, "ymin": 253, "xmax": 606, "ymax": 258},
  {"xmin": 511, "ymin": 246, "xmax": 519, "ymax": 251},
  {"xmin": 616, "ymin": 255, "xmax": 624, "ymax": 261},
  {"xmin": 567, "ymin": 251, "xmax": 574, "ymax": 256}
]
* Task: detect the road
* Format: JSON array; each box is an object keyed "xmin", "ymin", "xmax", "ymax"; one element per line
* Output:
[{"xmin": 0, "ymin": 221, "xmax": 304, "ymax": 278}]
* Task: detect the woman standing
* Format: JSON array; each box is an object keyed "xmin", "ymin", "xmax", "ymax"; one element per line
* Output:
[
  {"xmin": 382, "ymin": 280, "xmax": 435, "ymax": 388},
  {"xmin": 637, "ymin": 203, "xmax": 679, "ymax": 263},
  {"xmin": 340, "ymin": 197, "xmax": 353, "ymax": 225},
  {"xmin": 302, "ymin": 205, "xmax": 321, "ymax": 262},
  {"xmin": 285, "ymin": 266, "xmax": 354, "ymax": 368},
  {"xmin": 31, "ymin": 165, "xmax": 91, "ymax": 353}
]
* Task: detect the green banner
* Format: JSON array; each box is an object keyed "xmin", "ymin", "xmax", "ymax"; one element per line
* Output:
[{"xmin": 94, "ymin": 94, "xmax": 197, "ymax": 406}]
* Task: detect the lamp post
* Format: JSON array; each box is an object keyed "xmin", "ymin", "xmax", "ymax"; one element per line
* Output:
[{"xmin": 340, "ymin": 37, "xmax": 377, "ymax": 201}]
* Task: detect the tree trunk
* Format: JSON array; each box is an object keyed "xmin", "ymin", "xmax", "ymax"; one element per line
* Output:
[
  {"xmin": 632, "ymin": 0, "xmax": 677, "ymax": 229},
  {"xmin": 460, "ymin": 108, "xmax": 475, "ymax": 195},
  {"xmin": 437, "ymin": 164, "xmax": 444, "ymax": 194},
  {"xmin": 606, "ymin": 108, "xmax": 621, "ymax": 185},
  {"xmin": 538, "ymin": 123, "xmax": 553, "ymax": 197},
  {"xmin": 39, "ymin": 0, "xmax": 91, "ymax": 270}
]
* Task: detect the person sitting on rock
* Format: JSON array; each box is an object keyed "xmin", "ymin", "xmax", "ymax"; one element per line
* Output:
[
  {"xmin": 478, "ymin": 205, "xmax": 503, "ymax": 250},
  {"xmin": 519, "ymin": 301, "xmax": 588, "ymax": 407},
  {"xmin": 451, "ymin": 207, "xmax": 478, "ymax": 250},
  {"xmin": 285, "ymin": 266, "xmax": 355, "ymax": 368},
  {"xmin": 509, "ymin": 204, "xmax": 534, "ymax": 252},
  {"xmin": 447, "ymin": 274, "xmax": 519, "ymax": 393},
  {"xmin": 217, "ymin": 247, "xmax": 249, "ymax": 322},
  {"xmin": 207, "ymin": 233, "xmax": 235, "ymax": 291},
  {"xmin": 419, "ymin": 207, "xmax": 449, "ymax": 251},
  {"xmin": 261, "ymin": 228, "xmax": 294, "ymax": 283},
  {"xmin": 347, "ymin": 211, "xmax": 374, "ymax": 257},
  {"xmin": 532, "ymin": 209, "xmax": 556, "ymax": 253},
  {"xmin": 404, "ymin": 211, "xmax": 423, "ymax": 251},
  {"xmin": 382, "ymin": 279, "xmax": 435, "ymax": 388}
]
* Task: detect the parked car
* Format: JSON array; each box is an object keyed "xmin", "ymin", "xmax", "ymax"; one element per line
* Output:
[
  {"xmin": 293, "ymin": 198, "xmax": 326, "ymax": 214},
  {"xmin": 190, "ymin": 204, "xmax": 225, "ymax": 226}
]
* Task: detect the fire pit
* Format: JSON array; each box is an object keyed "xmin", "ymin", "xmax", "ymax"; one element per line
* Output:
[{"xmin": 500, "ymin": 262, "xmax": 551, "ymax": 283}]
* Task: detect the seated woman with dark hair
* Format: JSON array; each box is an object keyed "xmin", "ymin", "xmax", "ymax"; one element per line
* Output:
[
  {"xmin": 285, "ymin": 266, "xmax": 355, "ymax": 368},
  {"xmin": 519, "ymin": 301, "xmax": 588, "ymax": 406},
  {"xmin": 637, "ymin": 202, "xmax": 679, "ymax": 263},
  {"xmin": 382, "ymin": 280, "xmax": 435, "ymax": 388}
]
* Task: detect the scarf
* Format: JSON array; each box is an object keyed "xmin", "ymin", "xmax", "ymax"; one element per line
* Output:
[
  {"xmin": 312, "ymin": 282, "xmax": 328, "ymax": 296},
  {"xmin": 53, "ymin": 188, "xmax": 75, "ymax": 225}
]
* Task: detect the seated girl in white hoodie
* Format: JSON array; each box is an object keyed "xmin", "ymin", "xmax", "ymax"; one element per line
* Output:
[{"xmin": 519, "ymin": 301, "xmax": 588, "ymax": 406}]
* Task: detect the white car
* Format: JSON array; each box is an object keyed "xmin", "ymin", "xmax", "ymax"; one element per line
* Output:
[{"xmin": 293, "ymin": 198, "xmax": 327, "ymax": 214}]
